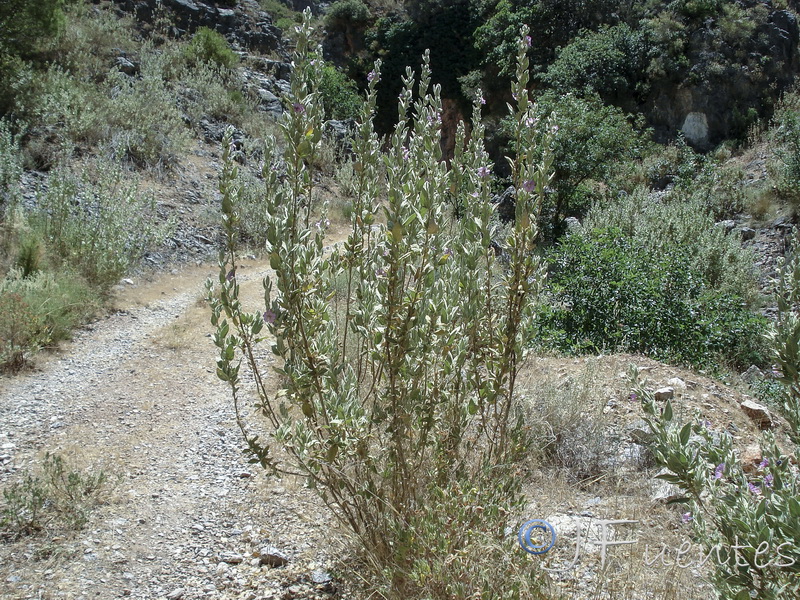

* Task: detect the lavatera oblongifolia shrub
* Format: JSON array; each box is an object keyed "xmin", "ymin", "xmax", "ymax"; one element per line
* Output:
[
  {"xmin": 634, "ymin": 229, "xmax": 800, "ymax": 600},
  {"xmin": 209, "ymin": 12, "xmax": 555, "ymax": 598}
]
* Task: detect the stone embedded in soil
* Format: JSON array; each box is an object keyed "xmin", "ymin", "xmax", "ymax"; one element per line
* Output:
[
  {"xmin": 740, "ymin": 399, "xmax": 774, "ymax": 429},
  {"xmin": 654, "ymin": 387, "xmax": 674, "ymax": 402},
  {"xmin": 258, "ymin": 546, "xmax": 290, "ymax": 567},
  {"xmin": 220, "ymin": 552, "xmax": 244, "ymax": 565}
]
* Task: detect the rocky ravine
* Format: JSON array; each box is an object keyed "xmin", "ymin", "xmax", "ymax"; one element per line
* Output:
[{"xmin": 0, "ymin": 260, "xmax": 346, "ymax": 600}]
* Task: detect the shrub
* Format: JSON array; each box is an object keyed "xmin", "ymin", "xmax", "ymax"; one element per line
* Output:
[
  {"xmin": 1, "ymin": 452, "xmax": 108, "ymax": 538},
  {"xmin": 210, "ymin": 15, "xmax": 553, "ymax": 597},
  {"xmin": 583, "ymin": 191, "xmax": 758, "ymax": 303},
  {"xmin": 0, "ymin": 291, "xmax": 44, "ymax": 371},
  {"xmin": 636, "ymin": 372, "xmax": 800, "ymax": 600},
  {"xmin": 506, "ymin": 92, "xmax": 651, "ymax": 238},
  {"xmin": 319, "ymin": 62, "xmax": 362, "ymax": 120},
  {"xmin": 541, "ymin": 23, "xmax": 650, "ymax": 101},
  {"xmin": 772, "ymin": 227, "xmax": 800, "ymax": 443},
  {"xmin": 30, "ymin": 160, "xmax": 172, "ymax": 292},
  {"xmin": 535, "ymin": 222, "xmax": 766, "ymax": 370},
  {"xmin": 0, "ymin": 119, "xmax": 22, "ymax": 216},
  {"xmin": 103, "ymin": 54, "xmax": 189, "ymax": 167},
  {"xmin": 325, "ymin": 0, "xmax": 370, "ymax": 28},
  {"xmin": 183, "ymin": 27, "xmax": 238, "ymax": 70},
  {"xmin": 772, "ymin": 102, "xmax": 800, "ymax": 212}
]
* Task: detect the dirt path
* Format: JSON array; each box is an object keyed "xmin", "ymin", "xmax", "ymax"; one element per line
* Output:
[{"xmin": 0, "ymin": 260, "xmax": 344, "ymax": 600}]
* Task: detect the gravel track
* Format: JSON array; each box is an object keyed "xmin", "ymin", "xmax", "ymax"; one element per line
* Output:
[{"xmin": 0, "ymin": 263, "xmax": 344, "ymax": 600}]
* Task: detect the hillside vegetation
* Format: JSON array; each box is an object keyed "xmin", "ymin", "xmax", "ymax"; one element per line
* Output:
[{"xmin": 1, "ymin": 1, "xmax": 800, "ymax": 599}]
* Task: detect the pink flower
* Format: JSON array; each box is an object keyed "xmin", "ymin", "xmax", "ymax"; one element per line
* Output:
[
  {"xmin": 477, "ymin": 166, "xmax": 491, "ymax": 178},
  {"xmin": 292, "ymin": 103, "xmax": 305, "ymax": 114},
  {"xmin": 764, "ymin": 474, "xmax": 774, "ymax": 488},
  {"xmin": 525, "ymin": 35, "xmax": 532, "ymax": 48},
  {"xmin": 263, "ymin": 309, "xmax": 277, "ymax": 325},
  {"xmin": 714, "ymin": 463, "xmax": 725, "ymax": 480},
  {"xmin": 367, "ymin": 70, "xmax": 377, "ymax": 82},
  {"xmin": 479, "ymin": 94, "xmax": 486, "ymax": 106},
  {"xmin": 681, "ymin": 512, "xmax": 693, "ymax": 523},
  {"xmin": 522, "ymin": 180, "xmax": 535, "ymax": 193},
  {"xmin": 748, "ymin": 482, "xmax": 762, "ymax": 496},
  {"xmin": 759, "ymin": 458, "xmax": 769, "ymax": 469}
]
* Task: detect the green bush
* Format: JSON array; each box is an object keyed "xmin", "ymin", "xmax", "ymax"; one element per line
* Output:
[
  {"xmin": 30, "ymin": 160, "xmax": 172, "ymax": 292},
  {"xmin": 772, "ymin": 227, "xmax": 800, "ymax": 443},
  {"xmin": 325, "ymin": 0, "xmax": 370, "ymax": 28},
  {"xmin": 210, "ymin": 16, "xmax": 552, "ymax": 597},
  {"xmin": 508, "ymin": 92, "xmax": 651, "ymax": 238},
  {"xmin": 541, "ymin": 23, "xmax": 650, "ymax": 100},
  {"xmin": 773, "ymin": 103, "xmax": 800, "ymax": 212},
  {"xmin": 1, "ymin": 452, "xmax": 108, "ymax": 538},
  {"xmin": 675, "ymin": 0, "xmax": 722, "ymax": 19},
  {"xmin": 535, "ymin": 223, "xmax": 766, "ymax": 370},
  {"xmin": 0, "ymin": 291, "xmax": 44, "ymax": 371},
  {"xmin": 0, "ymin": 0, "xmax": 70, "ymax": 113},
  {"xmin": 0, "ymin": 119, "xmax": 22, "ymax": 216},
  {"xmin": 183, "ymin": 27, "xmax": 238, "ymax": 69},
  {"xmin": 583, "ymin": 191, "xmax": 758, "ymax": 303},
  {"xmin": 319, "ymin": 62, "xmax": 362, "ymax": 120}
]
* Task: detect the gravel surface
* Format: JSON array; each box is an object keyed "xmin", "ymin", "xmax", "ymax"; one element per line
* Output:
[{"xmin": 0, "ymin": 261, "xmax": 346, "ymax": 600}]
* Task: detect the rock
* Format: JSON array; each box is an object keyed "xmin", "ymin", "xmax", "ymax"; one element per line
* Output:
[
  {"xmin": 564, "ymin": 217, "xmax": 581, "ymax": 230},
  {"xmin": 651, "ymin": 475, "xmax": 683, "ymax": 504},
  {"xmin": 741, "ymin": 444, "xmax": 764, "ymax": 474},
  {"xmin": 491, "ymin": 186, "xmax": 516, "ymax": 223},
  {"xmin": 681, "ymin": 112, "xmax": 709, "ymax": 147},
  {"xmin": 740, "ymin": 399, "xmax": 773, "ymax": 429},
  {"xmin": 323, "ymin": 119, "xmax": 357, "ymax": 156},
  {"xmin": 666, "ymin": 377, "xmax": 685, "ymax": 390},
  {"xmin": 166, "ymin": 589, "xmax": 185, "ymax": 600},
  {"xmin": 741, "ymin": 365, "xmax": 764, "ymax": 382},
  {"xmin": 741, "ymin": 227, "xmax": 756, "ymax": 241},
  {"xmin": 220, "ymin": 552, "xmax": 244, "ymax": 565},
  {"xmin": 715, "ymin": 220, "xmax": 736, "ymax": 234},
  {"xmin": 310, "ymin": 568, "xmax": 333, "ymax": 590},
  {"xmin": 654, "ymin": 387, "xmax": 674, "ymax": 402},
  {"xmin": 258, "ymin": 546, "xmax": 289, "ymax": 567},
  {"xmin": 115, "ymin": 56, "xmax": 138, "ymax": 76}
]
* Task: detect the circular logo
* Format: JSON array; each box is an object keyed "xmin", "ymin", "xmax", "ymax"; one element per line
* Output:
[{"xmin": 518, "ymin": 519, "xmax": 557, "ymax": 555}]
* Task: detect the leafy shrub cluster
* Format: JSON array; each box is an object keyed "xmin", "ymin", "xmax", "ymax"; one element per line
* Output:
[
  {"xmin": 0, "ymin": 269, "xmax": 96, "ymax": 371},
  {"xmin": 324, "ymin": 0, "xmax": 370, "ymax": 28},
  {"xmin": 631, "ymin": 231, "xmax": 800, "ymax": 599},
  {"xmin": 0, "ymin": 124, "xmax": 167, "ymax": 368},
  {"xmin": 505, "ymin": 92, "xmax": 652, "ymax": 237},
  {"xmin": 541, "ymin": 23, "xmax": 650, "ymax": 101},
  {"xmin": 1, "ymin": 452, "xmax": 109, "ymax": 538},
  {"xmin": 210, "ymin": 15, "xmax": 552, "ymax": 597},
  {"xmin": 30, "ymin": 160, "xmax": 172, "ymax": 292},
  {"xmin": 535, "ymin": 192, "xmax": 766, "ymax": 370},
  {"xmin": 319, "ymin": 61, "xmax": 363, "ymax": 120},
  {"xmin": 182, "ymin": 27, "xmax": 239, "ymax": 69}
]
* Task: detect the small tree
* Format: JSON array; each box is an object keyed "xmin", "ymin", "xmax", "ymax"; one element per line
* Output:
[{"xmin": 210, "ymin": 12, "xmax": 554, "ymax": 597}]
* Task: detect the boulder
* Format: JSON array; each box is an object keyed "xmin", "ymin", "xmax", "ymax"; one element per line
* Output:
[
  {"xmin": 654, "ymin": 387, "xmax": 674, "ymax": 402},
  {"xmin": 492, "ymin": 186, "xmax": 516, "ymax": 223},
  {"xmin": 740, "ymin": 399, "xmax": 773, "ymax": 429}
]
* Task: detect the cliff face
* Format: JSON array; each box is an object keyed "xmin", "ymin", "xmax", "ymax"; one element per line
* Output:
[
  {"xmin": 112, "ymin": 0, "xmax": 287, "ymax": 56},
  {"xmin": 644, "ymin": 8, "xmax": 799, "ymax": 149}
]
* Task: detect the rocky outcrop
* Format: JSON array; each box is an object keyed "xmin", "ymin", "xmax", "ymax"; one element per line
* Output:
[
  {"xmin": 112, "ymin": 0, "xmax": 286, "ymax": 55},
  {"xmin": 646, "ymin": 8, "xmax": 799, "ymax": 150}
]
